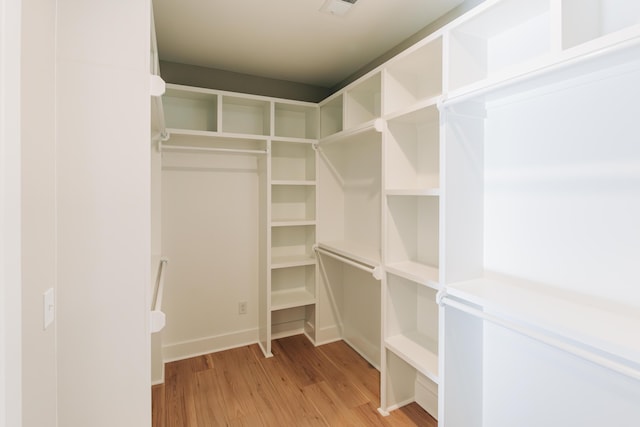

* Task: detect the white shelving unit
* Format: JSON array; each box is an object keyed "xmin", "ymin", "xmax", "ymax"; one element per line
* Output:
[
  {"xmin": 438, "ymin": 1, "xmax": 640, "ymax": 425},
  {"xmin": 315, "ymin": 82, "xmax": 384, "ymax": 368},
  {"xmin": 379, "ymin": 34, "xmax": 443, "ymax": 418},
  {"xmin": 160, "ymin": 84, "xmax": 318, "ymax": 358},
  {"xmin": 157, "ymin": 2, "xmax": 640, "ymax": 424}
]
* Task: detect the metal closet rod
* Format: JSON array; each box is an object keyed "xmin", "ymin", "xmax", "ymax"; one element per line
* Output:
[
  {"xmin": 441, "ymin": 296, "xmax": 640, "ymax": 382},
  {"xmin": 159, "ymin": 141, "xmax": 268, "ymax": 155},
  {"xmin": 313, "ymin": 246, "xmax": 382, "ymax": 280}
]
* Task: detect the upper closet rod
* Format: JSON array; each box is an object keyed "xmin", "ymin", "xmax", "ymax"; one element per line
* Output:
[
  {"xmin": 314, "ymin": 246, "xmax": 382, "ymax": 280},
  {"xmin": 159, "ymin": 141, "xmax": 268, "ymax": 155}
]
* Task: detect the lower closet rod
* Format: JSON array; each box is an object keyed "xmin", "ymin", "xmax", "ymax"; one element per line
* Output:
[
  {"xmin": 313, "ymin": 246, "xmax": 382, "ymax": 280},
  {"xmin": 441, "ymin": 296, "xmax": 640, "ymax": 382}
]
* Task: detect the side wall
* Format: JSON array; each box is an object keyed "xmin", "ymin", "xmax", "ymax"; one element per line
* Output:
[
  {"xmin": 20, "ymin": 0, "xmax": 57, "ymax": 425},
  {"xmin": 55, "ymin": 1, "xmax": 151, "ymax": 426},
  {"xmin": 0, "ymin": 0, "xmax": 23, "ymax": 425}
]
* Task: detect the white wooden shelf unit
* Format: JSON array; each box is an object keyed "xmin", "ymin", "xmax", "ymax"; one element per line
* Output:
[
  {"xmin": 435, "ymin": 0, "xmax": 640, "ymax": 426},
  {"xmin": 160, "ymin": 84, "xmax": 319, "ymax": 358}
]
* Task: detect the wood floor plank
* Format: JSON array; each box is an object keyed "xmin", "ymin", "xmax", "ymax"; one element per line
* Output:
[{"xmin": 153, "ymin": 335, "xmax": 437, "ymax": 427}]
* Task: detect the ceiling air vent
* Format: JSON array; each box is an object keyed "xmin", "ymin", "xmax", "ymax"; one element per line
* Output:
[{"xmin": 320, "ymin": 0, "xmax": 358, "ymax": 16}]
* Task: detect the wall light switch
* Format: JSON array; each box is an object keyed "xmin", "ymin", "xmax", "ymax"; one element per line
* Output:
[{"xmin": 43, "ymin": 288, "xmax": 54, "ymax": 330}]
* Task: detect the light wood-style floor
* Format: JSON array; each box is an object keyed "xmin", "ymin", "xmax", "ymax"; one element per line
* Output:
[{"xmin": 152, "ymin": 334, "xmax": 437, "ymax": 426}]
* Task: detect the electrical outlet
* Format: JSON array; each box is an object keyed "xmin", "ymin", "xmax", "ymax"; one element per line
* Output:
[{"xmin": 238, "ymin": 301, "xmax": 247, "ymax": 315}]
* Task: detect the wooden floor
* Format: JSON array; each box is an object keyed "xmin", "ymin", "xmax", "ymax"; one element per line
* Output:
[{"xmin": 152, "ymin": 335, "xmax": 437, "ymax": 426}]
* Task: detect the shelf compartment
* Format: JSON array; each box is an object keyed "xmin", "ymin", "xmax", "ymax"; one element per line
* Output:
[
  {"xmin": 271, "ymin": 141, "xmax": 316, "ymax": 182},
  {"xmin": 385, "ymin": 104, "xmax": 439, "ymax": 191},
  {"xmin": 385, "ymin": 261, "xmax": 439, "ymax": 290},
  {"xmin": 384, "ymin": 351, "xmax": 438, "ymax": 418},
  {"xmin": 271, "ymin": 184, "xmax": 316, "ymax": 223},
  {"xmin": 386, "ymin": 195, "xmax": 439, "ymax": 272},
  {"xmin": 271, "ymin": 224, "xmax": 315, "ymax": 261},
  {"xmin": 163, "ymin": 86, "xmax": 218, "ymax": 132},
  {"xmin": 271, "ymin": 254, "xmax": 316, "ymax": 269},
  {"xmin": 271, "ymin": 264, "xmax": 315, "ymax": 311},
  {"xmin": 320, "ymin": 94, "xmax": 343, "ymax": 138},
  {"xmin": 317, "ymin": 125, "xmax": 382, "ymax": 255},
  {"xmin": 221, "ymin": 95, "xmax": 270, "ymax": 136},
  {"xmin": 447, "ymin": 0, "xmax": 552, "ymax": 92},
  {"xmin": 386, "ymin": 189, "xmax": 440, "ymax": 197},
  {"xmin": 384, "ymin": 37, "xmax": 442, "ymax": 115},
  {"xmin": 274, "ymin": 102, "xmax": 318, "ymax": 139},
  {"xmin": 562, "ymin": 0, "xmax": 640, "ymax": 50},
  {"xmin": 386, "ymin": 273, "xmax": 439, "ymax": 382},
  {"xmin": 344, "ymin": 72, "xmax": 382, "ymax": 130}
]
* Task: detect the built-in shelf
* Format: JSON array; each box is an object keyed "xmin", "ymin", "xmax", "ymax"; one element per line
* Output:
[
  {"xmin": 274, "ymin": 102, "xmax": 318, "ymax": 139},
  {"xmin": 345, "ymin": 72, "xmax": 381, "ymax": 130},
  {"xmin": 386, "ymin": 189, "xmax": 440, "ymax": 197},
  {"xmin": 271, "ymin": 220, "xmax": 316, "ymax": 227},
  {"xmin": 271, "ymin": 288, "xmax": 316, "ymax": 311},
  {"xmin": 320, "ymin": 94, "xmax": 343, "ymax": 138},
  {"xmin": 384, "ymin": 36, "xmax": 442, "ymax": 115},
  {"xmin": 386, "ymin": 332, "xmax": 439, "ymax": 383},
  {"xmin": 271, "ymin": 254, "xmax": 316, "ymax": 269},
  {"xmin": 447, "ymin": 0, "xmax": 552, "ymax": 93},
  {"xmin": 272, "ymin": 180, "xmax": 316, "ymax": 186},
  {"xmin": 386, "ymin": 262, "xmax": 439, "ymax": 290}
]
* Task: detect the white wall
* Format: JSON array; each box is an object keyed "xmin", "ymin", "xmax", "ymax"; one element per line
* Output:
[
  {"xmin": 55, "ymin": 1, "xmax": 151, "ymax": 426},
  {"xmin": 20, "ymin": 0, "xmax": 57, "ymax": 425},
  {"xmin": 161, "ymin": 151, "xmax": 260, "ymax": 360},
  {"xmin": 0, "ymin": 0, "xmax": 23, "ymax": 425}
]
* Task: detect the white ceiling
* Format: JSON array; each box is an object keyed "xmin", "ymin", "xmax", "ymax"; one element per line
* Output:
[{"xmin": 153, "ymin": 0, "xmax": 465, "ymax": 88}]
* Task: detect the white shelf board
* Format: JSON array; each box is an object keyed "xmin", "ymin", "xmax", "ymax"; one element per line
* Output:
[
  {"xmin": 271, "ymin": 180, "xmax": 316, "ymax": 186},
  {"xmin": 271, "ymin": 219, "xmax": 316, "ymax": 227},
  {"xmin": 446, "ymin": 276, "xmax": 640, "ymax": 364},
  {"xmin": 271, "ymin": 136, "xmax": 317, "ymax": 144},
  {"xmin": 318, "ymin": 118, "xmax": 383, "ymax": 146},
  {"xmin": 386, "ymin": 261, "xmax": 439, "ymax": 290},
  {"xmin": 271, "ymin": 288, "xmax": 316, "ymax": 311},
  {"xmin": 385, "ymin": 332, "xmax": 439, "ymax": 384},
  {"xmin": 383, "ymin": 96, "xmax": 440, "ymax": 123},
  {"xmin": 166, "ymin": 127, "xmax": 270, "ymax": 141},
  {"xmin": 386, "ymin": 188, "xmax": 440, "ymax": 197},
  {"xmin": 271, "ymin": 254, "xmax": 316, "ymax": 269},
  {"xmin": 317, "ymin": 240, "xmax": 380, "ymax": 267}
]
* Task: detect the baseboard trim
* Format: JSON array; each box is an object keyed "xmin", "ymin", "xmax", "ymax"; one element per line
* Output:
[{"xmin": 162, "ymin": 328, "xmax": 258, "ymax": 363}]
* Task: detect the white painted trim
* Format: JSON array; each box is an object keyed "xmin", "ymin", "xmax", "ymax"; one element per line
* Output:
[
  {"xmin": 0, "ymin": 0, "xmax": 22, "ymax": 425},
  {"xmin": 162, "ymin": 328, "xmax": 258, "ymax": 363}
]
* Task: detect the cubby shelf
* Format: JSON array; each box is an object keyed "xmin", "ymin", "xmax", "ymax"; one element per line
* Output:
[
  {"xmin": 386, "ymin": 262, "xmax": 439, "ymax": 290},
  {"xmin": 271, "ymin": 288, "xmax": 316, "ymax": 311},
  {"xmin": 386, "ymin": 189, "xmax": 440, "ymax": 197},
  {"xmin": 271, "ymin": 220, "xmax": 316, "ymax": 227},
  {"xmin": 272, "ymin": 180, "xmax": 316, "ymax": 186},
  {"xmin": 385, "ymin": 333, "xmax": 439, "ymax": 384},
  {"xmin": 271, "ymin": 254, "xmax": 316, "ymax": 269}
]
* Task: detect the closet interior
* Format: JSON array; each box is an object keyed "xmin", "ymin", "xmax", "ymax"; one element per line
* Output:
[{"xmin": 151, "ymin": 0, "xmax": 640, "ymax": 424}]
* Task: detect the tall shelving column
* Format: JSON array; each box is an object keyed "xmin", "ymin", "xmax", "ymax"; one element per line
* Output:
[
  {"xmin": 379, "ymin": 35, "xmax": 443, "ymax": 419},
  {"xmin": 261, "ymin": 101, "xmax": 319, "ymax": 357},
  {"xmin": 315, "ymin": 73, "xmax": 384, "ymax": 367}
]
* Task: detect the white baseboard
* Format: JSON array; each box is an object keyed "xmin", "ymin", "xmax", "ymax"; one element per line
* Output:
[
  {"xmin": 162, "ymin": 327, "xmax": 258, "ymax": 363},
  {"xmin": 314, "ymin": 324, "xmax": 342, "ymax": 345}
]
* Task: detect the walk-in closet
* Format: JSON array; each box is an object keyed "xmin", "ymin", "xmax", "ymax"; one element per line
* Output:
[{"xmin": 149, "ymin": 1, "xmax": 640, "ymax": 426}]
